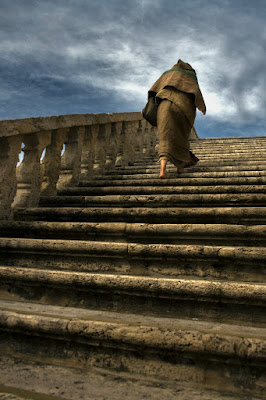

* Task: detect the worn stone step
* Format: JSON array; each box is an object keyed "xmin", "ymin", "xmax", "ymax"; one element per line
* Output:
[
  {"xmin": 189, "ymin": 148, "xmax": 266, "ymax": 153},
  {"xmin": 0, "ymin": 238, "xmax": 265, "ymax": 282},
  {"xmin": 39, "ymin": 193, "xmax": 266, "ymax": 208},
  {"xmin": 132, "ymin": 160, "xmax": 266, "ymax": 169},
  {"xmin": 15, "ymin": 206, "xmax": 266, "ymax": 225},
  {"xmin": 190, "ymin": 154, "xmax": 266, "ymax": 159},
  {"xmin": 1, "ymin": 221, "xmax": 265, "ymax": 247},
  {"xmin": 190, "ymin": 149, "xmax": 266, "ymax": 155},
  {"xmin": 58, "ymin": 184, "xmax": 266, "ymax": 196},
  {"xmin": 80, "ymin": 171, "xmax": 266, "ymax": 185},
  {"xmin": 116, "ymin": 161, "xmax": 266, "ymax": 170},
  {"xmin": 107, "ymin": 163, "xmax": 266, "ymax": 176},
  {"xmin": 192, "ymin": 148, "xmax": 266, "ymax": 154},
  {"xmin": 0, "ymin": 267, "xmax": 265, "ymax": 326},
  {"xmin": 0, "ymin": 300, "xmax": 265, "ymax": 396},
  {"xmin": 100, "ymin": 169, "xmax": 266, "ymax": 181},
  {"xmin": 78, "ymin": 176, "xmax": 266, "ymax": 187},
  {"xmin": 107, "ymin": 163, "xmax": 266, "ymax": 175},
  {"xmin": 92, "ymin": 172, "xmax": 266, "ymax": 181},
  {"xmin": 1, "ymin": 356, "xmax": 253, "ymax": 400},
  {"xmin": 193, "ymin": 154, "xmax": 266, "ymax": 159},
  {"xmin": 190, "ymin": 137, "xmax": 266, "ymax": 143}
]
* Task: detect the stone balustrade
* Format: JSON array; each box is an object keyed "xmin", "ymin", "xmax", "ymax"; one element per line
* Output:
[{"xmin": 0, "ymin": 112, "xmax": 158, "ymax": 220}]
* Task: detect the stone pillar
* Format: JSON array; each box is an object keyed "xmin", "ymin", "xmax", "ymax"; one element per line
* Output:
[
  {"xmin": 57, "ymin": 126, "xmax": 84, "ymax": 188},
  {"xmin": 142, "ymin": 120, "xmax": 150, "ymax": 156},
  {"xmin": 115, "ymin": 122, "xmax": 126, "ymax": 167},
  {"xmin": 105, "ymin": 122, "xmax": 122, "ymax": 171},
  {"xmin": 134, "ymin": 120, "xmax": 144, "ymax": 161},
  {"xmin": 12, "ymin": 131, "xmax": 51, "ymax": 208},
  {"xmin": 0, "ymin": 136, "xmax": 22, "ymax": 219},
  {"xmin": 40, "ymin": 128, "xmax": 67, "ymax": 196},
  {"xmin": 150, "ymin": 126, "xmax": 158, "ymax": 156},
  {"xmin": 80, "ymin": 125, "xmax": 99, "ymax": 180},
  {"xmin": 93, "ymin": 123, "xmax": 111, "ymax": 175},
  {"xmin": 115, "ymin": 121, "xmax": 138, "ymax": 167},
  {"xmin": 126, "ymin": 121, "xmax": 139, "ymax": 166}
]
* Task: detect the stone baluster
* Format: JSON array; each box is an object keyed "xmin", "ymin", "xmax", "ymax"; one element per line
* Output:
[
  {"xmin": 93, "ymin": 123, "xmax": 111, "ymax": 175},
  {"xmin": 143, "ymin": 123, "xmax": 156, "ymax": 157},
  {"xmin": 115, "ymin": 122, "xmax": 126, "ymax": 167},
  {"xmin": 12, "ymin": 131, "xmax": 51, "ymax": 208},
  {"xmin": 57, "ymin": 126, "xmax": 84, "ymax": 188},
  {"xmin": 126, "ymin": 121, "xmax": 139, "ymax": 166},
  {"xmin": 40, "ymin": 128, "xmax": 67, "ymax": 196},
  {"xmin": 142, "ymin": 120, "xmax": 150, "ymax": 157},
  {"xmin": 80, "ymin": 125, "xmax": 99, "ymax": 180},
  {"xmin": 105, "ymin": 122, "xmax": 122, "ymax": 171},
  {"xmin": 115, "ymin": 121, "xmax": 139, "ymax": 167},
  {"xmin": 154, "ymin": 127, "xmax": 159, "ymax": 156},
  {"xmin": 149, "ymin": 126, "xmax": 158, "ymax": 156},
  {"xmin": 134, "ymin": 119, "xmax": 145, "ymax": 161},
  {"xmin": 0, "ymin": 136, "xmax": 22, "ymax": 219}
]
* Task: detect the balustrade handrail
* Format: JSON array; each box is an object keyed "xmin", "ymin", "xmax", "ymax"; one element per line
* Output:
[{"xmin": 0, "ymin": 112, "xmax": 142, "ymax": 138}]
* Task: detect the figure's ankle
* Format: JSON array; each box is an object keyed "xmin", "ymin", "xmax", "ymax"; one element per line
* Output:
[{"xmin": 159, "ymin": 168, "xmax": 167, "ymax": 179}]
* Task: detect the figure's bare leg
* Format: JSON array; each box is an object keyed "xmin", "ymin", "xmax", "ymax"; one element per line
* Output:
[{"xmin": 159, "ymin": 159, "xmax": 168, "ymax": 179}]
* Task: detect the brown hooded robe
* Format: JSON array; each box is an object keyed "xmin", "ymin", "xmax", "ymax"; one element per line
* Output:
[{"xmin": 148, "ymin": 60, "xmax": 206, "ymax": 167}]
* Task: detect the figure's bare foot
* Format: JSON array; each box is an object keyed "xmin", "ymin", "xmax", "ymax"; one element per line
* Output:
[
  {"xmin": 177, "ymin": 167, "xmax": 184, "ymax": 174},
  {"xmin": 159, "ymin": 170, "xmax": 167, "ymax": 179},
  {"xmin": 159, "ymin": 158, "xmax": 168, "ymax": 179}
]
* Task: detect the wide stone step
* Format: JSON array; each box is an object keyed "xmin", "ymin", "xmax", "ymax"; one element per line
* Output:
[
  {"xmin": 190, "ymin": 149, "xmax": 266, "ymax": 155},
  {"xmin": 190, "ymin": 153, "xmax": 266, "ymax": 159},
  {"xmin": 1, "ymin": 356, "xmax": 248, "ymax": 400},
  {"xmin": 108, "ymin": 163, "xmax": 266, "ymax": 174},
  {"xmin": 190, "ymin": 148, "xmax": 266, "ymax": 154},
  {"xmin": 0, "ymin": 300, "xmax": 265, "ymax": 396},
  {"xmin": 134, "ymin": 155, "xmax": 266, "ymax": 165},
  {"xmin": 99, "ymin": 169, "xmax": 266, "ymax": 181},
  {"xmin": 1, "ymin": 221, "xmax": 265, "ymax": 247},
  {"xmin": 0, "ymin": 238, "xmax": 265, "ymax": 282},
  {"xmin": 191, "ymin": 137, "xmax": 266, "ymax": 143},
  {"xmin": 58, "ymin": 184, "xmax": 266, "ymax": 196},
  {"xmin": 78, "ymin": 176, "xmax": 266, "ymax": 187},
  {"xmin": 15, "ymin": 206, "xmax": 266, "ymax": 225},
  {"xmin": 193, "ymin": 153, "xmax": 266, "ymax": 159},
  {"xmin": 107, "ymin": 163, "xmax": 266, "ymax": 176},
  {"xmin": 0, "ymin": 267, "xmax": 265, "ymax": 326},
  {"xmin": 39, "ymin": 193, "xmax": 266, "ymax": 208},
  {"xmin": 80, "ymin": 171, "xmax": 266, "ymax": 186},
  {"xmin": 93, "ymin": 172, "xmax": 266, "ymax": 181}
]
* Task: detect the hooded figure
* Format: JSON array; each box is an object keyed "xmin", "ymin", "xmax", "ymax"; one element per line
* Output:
[{"xmin": 148, "ymin": 59, "xmax": 206, "ymax": 178}]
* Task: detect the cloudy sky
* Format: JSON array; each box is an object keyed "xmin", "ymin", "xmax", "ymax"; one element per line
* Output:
[{"xmin": 0, "ymin": 0, "xmax": 265, "ymax": 138}]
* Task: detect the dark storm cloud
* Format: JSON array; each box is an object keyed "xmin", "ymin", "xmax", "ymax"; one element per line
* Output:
[{"xmin": 0, "ymin": 0, "xmax": 265, "ymax": 137}]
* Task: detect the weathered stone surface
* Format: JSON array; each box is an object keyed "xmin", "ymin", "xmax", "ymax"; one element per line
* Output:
[
  {"xmin": 0, "ymin": 112, "xmax": 142, "ymax": 138},
  {"xmin": 39, "ymin": 193, "xmax": 266, "ymax": 207},
  {"xmin": 0, "ymin": 112, "xmax": 149, "ymax": 220},
  {"xmin": 58, "ymin": 184, "xmax": 266, "ymax": 195},
  {"xmin": 0, "ymin": 267, "xmax": 265, "ymax": 325},
  {"xmin": 15, "ymin": 205, "xmax": 266, "ymax": 225},
  {"xmin": 0, "ymin": 356, "xmax": 254, "ymax": 400},
  {"xmin": 0, "ymin": 132, "xmax": 266, "ymax": 397},
  {"xmin": 1, "ymin": 221, "xmax": 265, "ymax": 245},
  {"xmin": 0, "ymin": 302, "xmax": 265, "ymax": 396},
  {"xmin": 1, "ymin": 237, "xmax": 265, "ymax": 263}
]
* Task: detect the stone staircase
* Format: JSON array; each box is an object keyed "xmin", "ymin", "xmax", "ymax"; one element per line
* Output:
[{"xmin": 0, "ymin": 136, "xmax": 266, "ymax": 398}]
